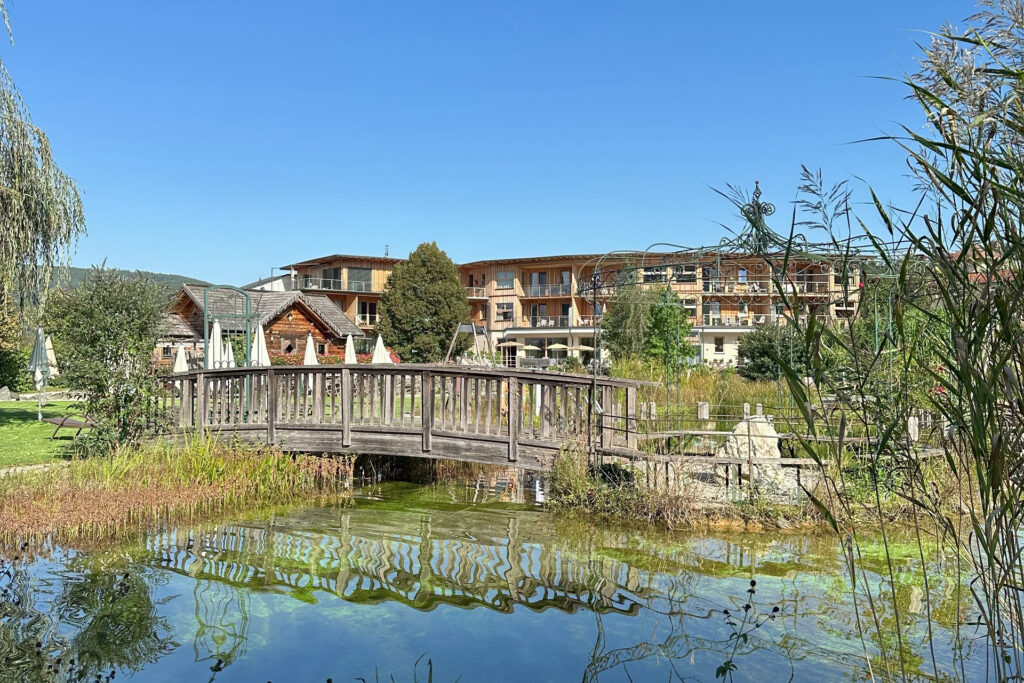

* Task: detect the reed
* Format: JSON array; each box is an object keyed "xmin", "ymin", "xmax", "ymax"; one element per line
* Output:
[{"xmin": 0, "ymin": 434, "xmax": 353, "ymax": 550}]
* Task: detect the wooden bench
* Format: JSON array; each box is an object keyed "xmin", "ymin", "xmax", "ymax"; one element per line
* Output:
[{"xmin": 43, "ymin": 414, "xmax": 96, "ymax": 440}]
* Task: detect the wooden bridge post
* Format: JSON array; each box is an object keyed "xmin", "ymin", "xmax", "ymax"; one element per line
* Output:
[
  {"xmin": 600, "ymin": 386, "xmax": 613, "ymax": 449},
  {"xmin": 266, "ymin": 368, "xmax": 277, "ymax": 445},
  {"xmin": 182, "ymin": 377, "xmax": 194, "ymax": 428},
  {"xmin": 421, "ymin": 370, "xmax": 433, "ymax": 453},
  {"xmin": 342, "ymin": 368, "xmax": 353, "ymax": 447},
  {"xmin": 196, "ymin": 372, "xmax": 208, "ymax": 429},
  {"xmin": 507, "ymin": 377, "xmax": 519, "ymax": 462},
  {"xmin": 625, "ymin": 385, "xmax": 637, "ymax": 450}
]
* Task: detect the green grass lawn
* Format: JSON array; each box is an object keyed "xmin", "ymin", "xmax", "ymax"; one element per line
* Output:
[{"xmin": 0, "ymin": 400, "xmax": 77, "ymax": 468}]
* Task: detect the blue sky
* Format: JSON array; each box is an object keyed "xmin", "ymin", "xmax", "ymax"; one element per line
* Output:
[{"xmin": 6, "ymin": 0, "xmax": 969, "ymax": 284}]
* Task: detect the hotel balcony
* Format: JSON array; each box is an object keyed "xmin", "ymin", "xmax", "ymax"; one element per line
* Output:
[
  {"xmin": 528, "ymin": 315, "xmax": 571, "ymax": 328},
  {"xmin": 698, "ymin": 313, "xmax": 830, "ymax": 328},
  {"xmin": 355, "ymin": 313, "xmax": 379, "ymax": 327},
  {"xmin": 465, "ymin": 286, "xmax": 488, "ymax": 299},
  {"xmin": 521, "ymin": 283, "xmax": 573, "ymax": 298},
  {"xmin": 299, "ymin": 276, "xmax": 380, "ymax": 294}
]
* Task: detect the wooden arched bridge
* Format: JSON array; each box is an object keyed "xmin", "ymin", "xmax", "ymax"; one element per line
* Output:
[{"xmin": 163, "ymin": 365, "xmax": 642, "ymax": 471}]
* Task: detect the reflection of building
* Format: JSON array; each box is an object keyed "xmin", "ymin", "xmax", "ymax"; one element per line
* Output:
[{"xmin": 279, "ymin": 251, "xmax": 862, "ymax": 367}]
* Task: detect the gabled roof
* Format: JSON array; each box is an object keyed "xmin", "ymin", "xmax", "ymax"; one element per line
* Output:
[
  {"xmin": 159, "ymin": 312, "xmax": 199, "ymax": 339},
  {"xmin": 176, "ymin": 285, "xmax": 364, "ymax": 338}
]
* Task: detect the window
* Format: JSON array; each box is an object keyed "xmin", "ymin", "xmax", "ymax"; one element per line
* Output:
[
  {"xmin": 738, "ymin": 268, "xmax": 747, "ymax": 283},
  {"xmin": 497, "ymin": 271, "xmax": 514, "ymax": 289},
  {"xmin": 348, "ymin": 267, "xmax": 372, "ymax": 292},
  {"xmin": 643, "ymin": 266, "xmax": 666, "ymax": 283},
  {"xmin": 496, "ymin": 302, "xmax": 514, "ymax": 320},
  {"xmin": 738, "ymin": 302, "xmax": 748, "ymax": 314},
  {"xmin": 673, "ymin": 265, "xmax": 697, "ymax": 283},
  {"xmin": 162, "ymin": 345, "xmax": 172, "ymax": 358},
  {"xmin": 714, "ymin": 337, "xmax": 724, "ymax": 354},
  {"xmin": 317, "ymin": 343, "xmax": 326, "ymax": 355},
  {"xmin": 321, "ymin": 267, "xmax": 341, "ymax": 286},
  {"xmin": 358, "ymin": 301, "xmax": 377, "ymax": 325},
  {"xmin": 684, "ymin": 298, "xmax": 697, "ymax": 318}
]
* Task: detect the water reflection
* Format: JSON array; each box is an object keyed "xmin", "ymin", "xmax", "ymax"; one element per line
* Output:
[{"xmin": 0, "ymin": 484, "xmax": 984, "ymax": 681}]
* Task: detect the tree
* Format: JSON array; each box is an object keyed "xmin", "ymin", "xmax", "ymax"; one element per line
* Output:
[
  {"xmin": 602, "ymin": 283, "xmax": 693, "ymax": 366},
  {"xmin": 377, "ymin": 243, "xmax": 470, "ymax": 362},
  {"xmin": 44, "ymin": 267, "xmax": 169, "ymax": 452},
  {"xmin": 0, "ymin": 2, "xmax": 85, "ymax": 310},
  {"xmin": 736, "ymin": 325, "xmax": 807, "ymax": 382}
]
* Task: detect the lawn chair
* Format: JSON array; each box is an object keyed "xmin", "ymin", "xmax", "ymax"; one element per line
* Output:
[{"xmin": 43, "ymin": 407, "xmax": 96, "ymax": 440}]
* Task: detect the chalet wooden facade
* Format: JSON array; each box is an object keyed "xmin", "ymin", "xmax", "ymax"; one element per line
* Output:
[{"xmin": 156, "ymin": 284, "xmax": 364, "ymax": 368}]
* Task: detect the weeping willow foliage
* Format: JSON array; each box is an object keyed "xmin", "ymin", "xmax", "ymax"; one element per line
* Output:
[{"xmin": 0, "ymin": 1, "xmax": 85, "ymax": 311}]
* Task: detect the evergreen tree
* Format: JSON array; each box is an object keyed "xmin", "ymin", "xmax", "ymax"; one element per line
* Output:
[{"xmin": 377, "ymin": 243, "xmax": 470, "ymax": 362}]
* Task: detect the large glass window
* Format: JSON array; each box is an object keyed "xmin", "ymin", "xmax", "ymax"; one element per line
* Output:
[
  {"xmin": 497, "ymin": 271, "xmax": 514, "ymax": 289},
  {"xmin": 321, "ymin": 267, "xmax": 341, "ymax": 285},
  {"xmin": 673, "ymin": 265, "xmax": 697, "ymax": 283},
  {"xmin": 714, "ymin": 337, "xmax": 724, "ymax": 354},
  {"xmin": 683, "ymin": 298, "xmax": 697, "ymax": 318},
  {"xmin": 496, "ymin": 302, "xmax": 514, "ymax": 320},
  {"xmin": 348, "ymin": 267, "xmax": 372, "ymax": 292}
]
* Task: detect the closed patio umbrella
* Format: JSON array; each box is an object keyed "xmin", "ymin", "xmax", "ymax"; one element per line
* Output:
[
  {"xmin": 44, "ymin": 336, "xmax": 59, "ymax": 377},
  {"xmin": 223, "ymin": 339, "xmax": 237, "ymax": 368},
  {"xmin": 371, "ymin": 335, "xmax": 393, "ymax": 364},
  {"xmin": 207, "ymin": 319, "xmax": 223, "ymax": 369},
  {"xmin": 344, "ymin": 334, "xmax": 356, "ymax": 364},
  {"xmin": 303, "ymin": 332, "xmax": 319, "ymax": 365},
  {"xmin": 26, "ymin": 327, "xmax": 52, "ymax": 420},
  {"xmin": 250, "ymin": 323, "xmax": 271, "ymax": 367},
  {"xmin": 172, "ymin": 346, "xmax": 188, "ymax": 373}
]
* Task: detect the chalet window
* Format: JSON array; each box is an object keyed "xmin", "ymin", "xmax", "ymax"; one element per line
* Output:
[
  {"xmin": 714, "ymin": 337, "xmax": 724, "ymax": 354},
  {"xmin": 162, "ymin": 346, "xmax": 172, "ymax": 358},
  {"xmin": 281, "ymin": 338, "xmax": 297, "ymax": 354},
  {"xmin": 497, "ymin": 271, "xmax": 514, "ymax": 289},
  {"xmin": 496, "ymin": 302, "xmax": 514, "ymax": 320},
  {"xmin": 673, "ymin": 265, "xmax": 697, "ymax": 283},
  {"xmin": 738, "ymin": 302, "xmax": 748, "ymax": 314},
  {"xmin": 738, "ymin": 268, "xmax": 747, "ymax": 283},
  {"xmin": 317, "ymin": 343, "xmax": 326, "ymax": 355}
]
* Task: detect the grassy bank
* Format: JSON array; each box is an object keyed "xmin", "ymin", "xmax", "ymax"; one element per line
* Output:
[
  {"xmin": 0, "ymin": 400, "xmax": 75, "ymax": 468},
  {"xmin": 0, "ymin": 435, "xmax": 353, "ymax": 549}
]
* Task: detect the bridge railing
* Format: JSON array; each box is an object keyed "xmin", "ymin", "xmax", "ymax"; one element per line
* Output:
[{"xmin": 163, "ymin": 364, "xmax": 640, "ymax": 463}]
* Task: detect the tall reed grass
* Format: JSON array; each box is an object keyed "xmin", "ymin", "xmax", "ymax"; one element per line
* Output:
[{"xmin": 0, "ymin": 435, "xmax": 353, "ymax": 550}]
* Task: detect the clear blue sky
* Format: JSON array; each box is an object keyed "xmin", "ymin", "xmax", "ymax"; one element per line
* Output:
[{"xmin": 6, "ymin": 0, "xmax": 970, "ymax": 284}]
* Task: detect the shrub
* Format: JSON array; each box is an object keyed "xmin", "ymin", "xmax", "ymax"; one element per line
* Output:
[{"xmin": 43, "ymin": 267, "xmax": 169, "ymax": 453}]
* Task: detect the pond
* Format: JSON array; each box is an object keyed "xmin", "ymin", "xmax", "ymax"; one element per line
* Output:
[{"xmin": 0, "ymin": 481, "xmax": 979, "ymax": 682}]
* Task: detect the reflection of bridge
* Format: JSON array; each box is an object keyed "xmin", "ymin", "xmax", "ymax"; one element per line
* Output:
[
  {"xmin": 163, "ymin": 365, "xmax": 642, "ymax": 470},
  {"xmin": 144, "ymin": 510, "xmax": 657, "ymax": 615}
]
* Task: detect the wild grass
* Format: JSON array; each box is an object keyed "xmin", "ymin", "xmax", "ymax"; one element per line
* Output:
[
  {"xmin": 548, "ymin": 446, "xmax": 705, "ymax": 529},
  {"xmin": 0, "ymin": 434, "xmax": 353, "ymax": 550}
]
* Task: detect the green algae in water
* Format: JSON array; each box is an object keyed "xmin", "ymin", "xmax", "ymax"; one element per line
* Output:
[{"xmin": 0, "ymin": 482, "xmax": 988, "ymax": 682}]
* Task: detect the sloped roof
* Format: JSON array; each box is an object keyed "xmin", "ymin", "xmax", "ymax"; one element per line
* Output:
[
  {"xmin": 177, "ymin": 285, "xmax": 364, "ymax": 338},
  {"xmin": 160, "ymin": 312, "xmax": 199, "ymax": 339}
]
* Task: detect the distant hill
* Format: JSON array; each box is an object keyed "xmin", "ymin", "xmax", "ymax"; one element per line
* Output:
[{"xmin": 55, "ymin": 267, "xmax": 211, "ymax": 291}]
